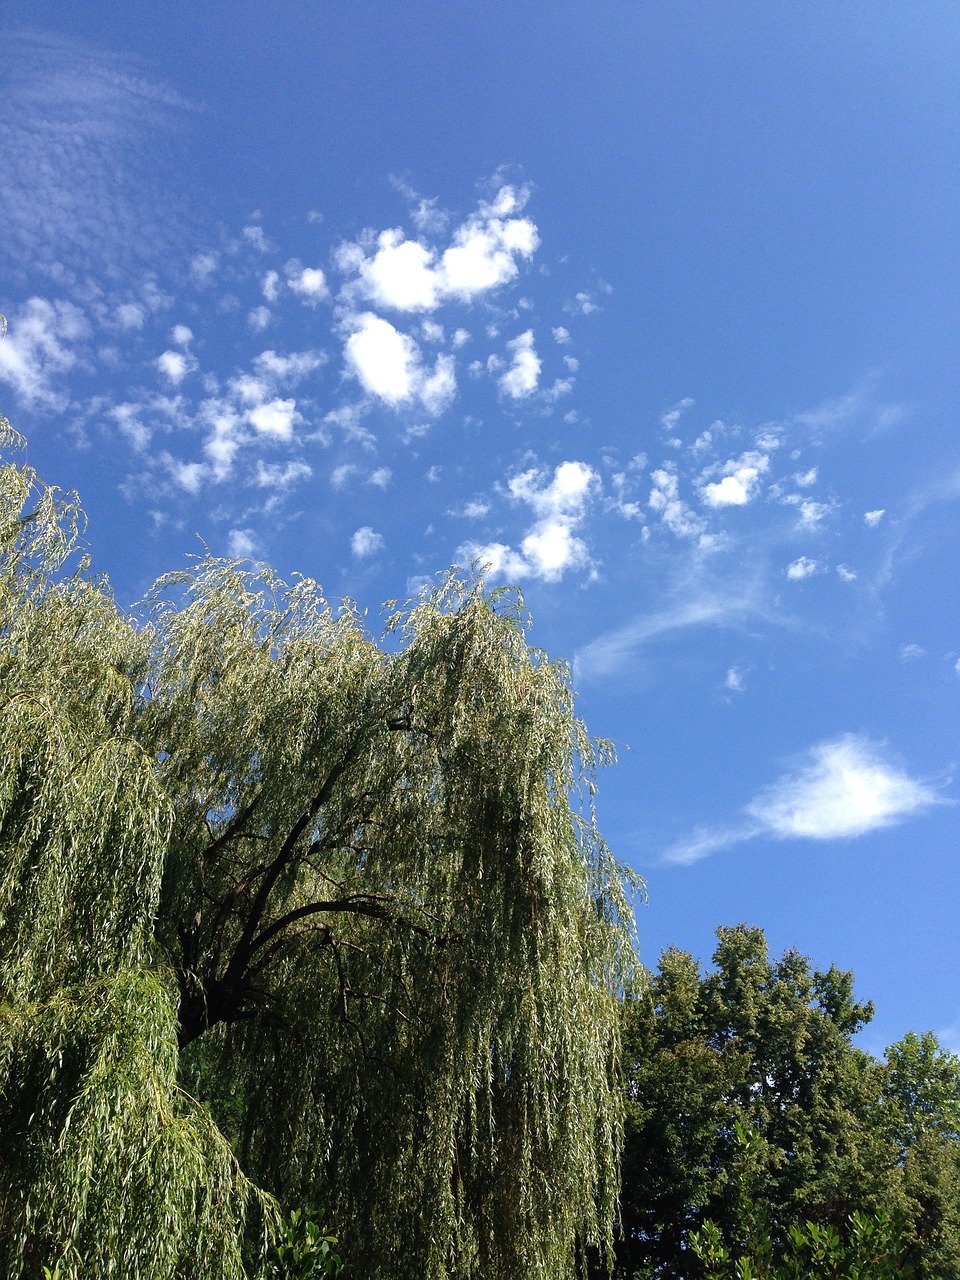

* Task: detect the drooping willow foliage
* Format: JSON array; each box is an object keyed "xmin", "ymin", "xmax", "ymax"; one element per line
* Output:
[
  {"xmin": 0, "ymin": 425, "xmax": 640, "ymax": 1279},
  {"xmin": 0, "ymin": 429, "xmax": 275, "ymax": 1278}
]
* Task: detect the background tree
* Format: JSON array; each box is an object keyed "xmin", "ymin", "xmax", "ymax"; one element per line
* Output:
[
  {"xmin": 0, "ymin": 435, "xmax": 639, "ymax": 1279},
  {"xmin": 880, "ymin": 1032, "xmax": 960, "ymax": 1278},
  {"xmin": 612, "ymin": 925, "xmax": 900, "ymax": 1279}
]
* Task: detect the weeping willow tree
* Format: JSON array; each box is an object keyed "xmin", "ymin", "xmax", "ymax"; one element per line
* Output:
[
  {"xmin": 0, "ymin": 426, "xmax": 640, "ymax": 1279},
  {"xmin": 0, "ymin": 425, "xmax": 276, "ymax": 1278}
]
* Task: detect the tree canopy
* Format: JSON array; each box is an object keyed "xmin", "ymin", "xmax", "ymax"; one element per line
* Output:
[
  {"xmin": 0, "ymin": 431, "xmax": 639, "ymax": 1279},
  {"xmin": 612, "ymin": 925, "xmax": 960, "ymax": 1280}
]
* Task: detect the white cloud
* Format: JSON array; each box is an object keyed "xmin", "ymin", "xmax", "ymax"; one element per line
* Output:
[
  {"xmin": 344, "ymin": 313, "xmax": 419, "ymax": 405},
  {"xmin": 191, "ymin": 252, "xmax": 219, "ymax": 285},
  {"xmin": 461, "ymin": 460, "xmax": 599, "ymax": 583},
  {"xmin": 342, "ymin": 313, "xmax": 455, "ymax": 414},
  {"xmin": 451, "ymin": 327, "xmax": 470, "ymax": 348},
  {"xmin": 552, "ymin": 326, "xmax": 571, "ymax": 344},
  {"xmin": 499, "ymin": 330, "xmax": 541, "ymax": 399},
  {"xmin": 420, "ymin": 353, "xmax": 457, "ymax": 415},
  {"xmin": 368, "ymin": 467, "xmax": 392, "ymax": 488},
  {"xmin": 649, "ymin": 466, "xmax": 707, "ymax": 539},
  {"xmin": 116, "ymin": 303, "xmax": 145, "ymax": 330},
  {"xmin": 570, "ymin": 291, "xmax": 598, "ymax": 315},
  {"xmin": 440, "ymin": 188, "xmax": 539, "ymax": 299},
  {"xmin": 725, "ymin": 667, "xmax": 746, "ymax": 692},
  {"xmin": 900, "ymin": 644, "xmax": 927, "ymax": 661},
  {"xmin": 248, "ymin": 306, "xmax": 272, "ymax": 332},
  {"xmin": 287, "ymin": 265, "xmax": 329, "ymax": 303},
  {"xmin": 745, "ymin": 735, "xmax": 943, "ymax": 840},
  {"xmin": 665, "ymin": 734, "xmax": 945, "ymax": 864},
  {"xmin": 338, "ymin": 185, "xmax": 539, "ymax": 313},
  {"xmin": 247, "ymin": 397, "xmax": 301, "ymax": 440},
  {"xmin": 351, "ymin": 525, "xmax": 384, "ymax": 557},
  {"xmin": 262, "ymin": 270, "xmax": 281, "ymax": 302},
  {"xmin": 864, "ymin": 508, "xmax": 886, "ymax": 527},
  {"xmin": 162, "ymin": 453, "xmax": 208, "ymax": 495},
  {"xmin": 156, "ymin": 349, "xmax": 196, "ymax": 386},
  {"xmin": 330, "ymin": 464, "xmax": 357, "ymax": 489},
  {"xmin": 786, "ymin": 556, "xmax": 820, "ymax": 581},
  {"xmin": 355, "ymin": 231, "xmax": 439, "ymax": 310},
  {"xmin": 253, "ymin": 349, "xmax": 326, "ymax": 383},
  {"xmin": 110, "ymin": 402, "xmax": 151, "ymax": 451},
  {"xmin": 699, "ymin": 451, "xmax": 770, "ymax": 508},
  {"xmin": 242, "ymin": 225, "xmax": 270, "ymax": 253},
  {"xmin": 228, "ymin": 527, "xmax": 258, "ymax": 557},
  {"xmin": 837, "ymin": 564, "xmax": 857, "ymax": 582},
  {"xmin": 660, "ymin": 397, "xmax": 695, "ymax": 434},
  {"xmin": 253, "ymin": 460, "xmax": 312, "ymax": 490},
  {"xmin": 0, "ymin": 297, "xmax": 89, "ymax": 409},
  {"xmin": 797, "ymin": 498, "xmax": 834, "ymax": 529},
  {"xmin": 171, "ymin": 324, "xmax": 193, "ymax": 346},
  {"xmin": 795, "ymin": 467, "xmax": 818, "ymax": 486}
]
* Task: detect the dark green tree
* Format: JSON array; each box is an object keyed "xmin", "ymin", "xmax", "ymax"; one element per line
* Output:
[
  {"xmin": 880, "ymin": 1032, "xmax": 960, "ymax": 1278},
  {"xmin": 613, "ymin": 925, "xmax": 897, "ymax": 1279},
  {"xmin": 0, "ymin": 432, "xmax": 639, "ymax": 1279}
]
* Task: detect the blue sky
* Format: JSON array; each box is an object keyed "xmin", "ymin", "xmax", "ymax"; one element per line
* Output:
[{"xmin": 2, "ymin": 2, "xmax": 958, "ymax": 1053}]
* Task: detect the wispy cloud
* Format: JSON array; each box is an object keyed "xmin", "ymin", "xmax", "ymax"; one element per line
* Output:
[
  {"xmin": 665, "ymin": 734, "xmax": 947, "ymax": 864},
  {"xmin": 575, "ymin": 578, "xmax": 765, "ymax": 680},
  {"xmin": 0, "ymin": 32, "xmax": 196, "ymax": 284}
]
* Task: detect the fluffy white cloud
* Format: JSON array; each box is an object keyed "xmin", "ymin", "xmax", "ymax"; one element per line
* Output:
[
  {"xmin": 699, "ymin": 451, "xmax": 770, "ymax": 508},
  {"xmin": 156, "ymin": 349, "xmax": 196, "ymax": 386},
  {"xmin": 745, "ymin": 735, "xmax": 942, "ymax": 840},
  {"xmin": 337, "ymin": 185, "xmax": 539, "ymax": 312},
  {"xmin": 351, "ymin": 525, "xmax": 384, "ymax": 557},
  {"xmin": 499, "ymin": 330, "xmax": 541, "ymax": 399},
  {"xmin": 228, "ymin": 527, "xmax": 258, "ymax": 557},
  {"xmin": 797, "ymin": 498, "xmax": 833, "ymax": 529},
  {"xmin": 353, "ymin": 231, "xmax": 439, "ymax": 310},
  {"xmin": 344, "ymin": 314, "xmax": 419, "ymax": 405},
  {"xmin": 864, "ymin": 508, "xmax": 886, "ymax": 527},
  {"xmin": 666, "ymin": 734, "xmax": 944, "ymax": 863},
  {"xmin": 171, "ymin": 324, "xmax": 193, "ymax": 346},
  {"xmin": 786, "ymin": 556, "xmax": 820, "ymax": 581},
  {"xmin": 343, "ymin": 314, "xmax": 455, "ymax": 413},
  {"xmin": 247, "ymin": 397, "xmax": 301, "ymax": 440},
  {"xmin": 0, "ymin": 297, "xmax": 89, "ymax": 409},
  {"xmin": 461, "ymin": 460, "xmax": 599, "ymax": 583},
  {"xmin": 287, "ymin": 265, "xmax": 329, "ymax": 303}
]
